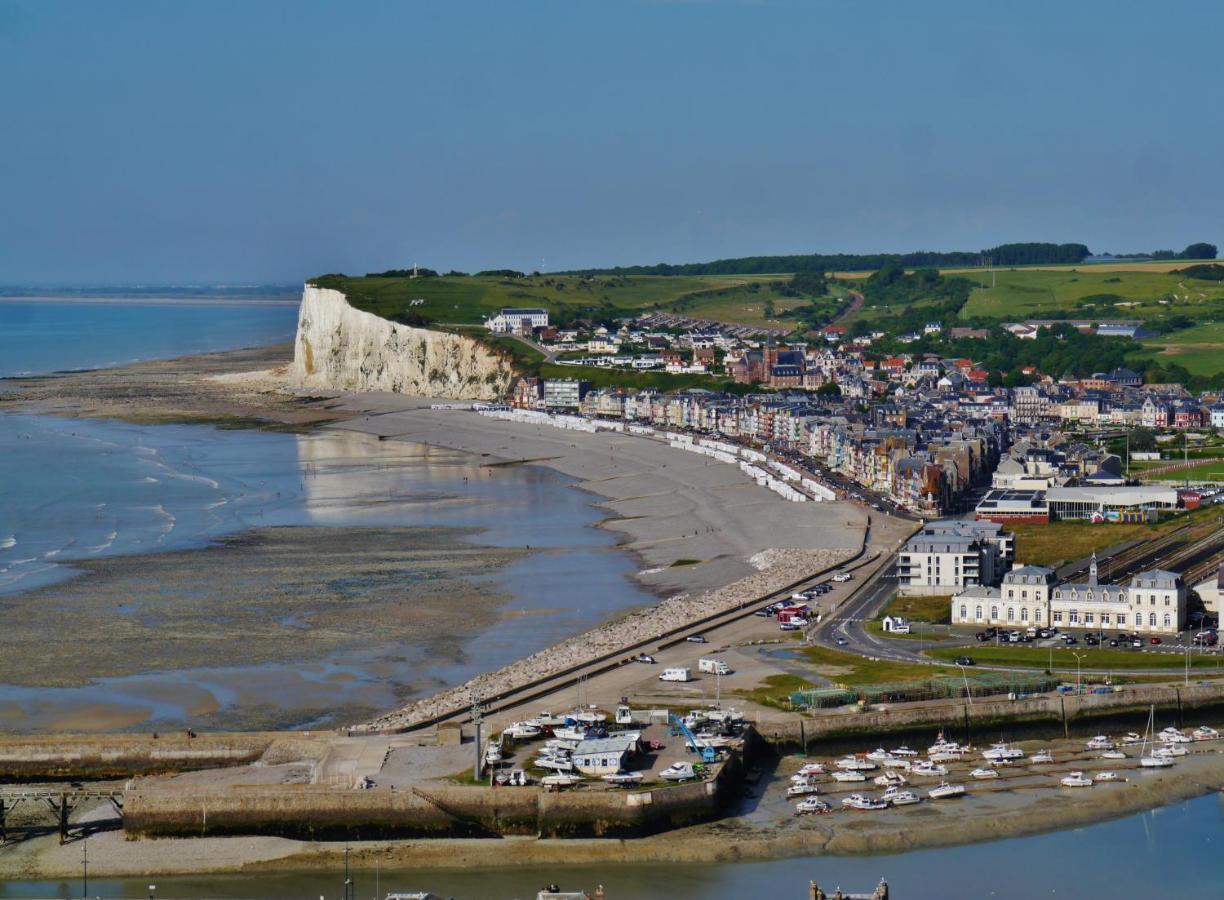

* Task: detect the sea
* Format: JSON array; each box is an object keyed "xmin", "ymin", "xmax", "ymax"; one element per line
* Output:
[
  {"xmin": 0, "ymin": 291, "xmax": 658, "ymax": 731},
  {"xmin": 2, "ymin": 290, "xmax": 1222, "ymax": 897}
]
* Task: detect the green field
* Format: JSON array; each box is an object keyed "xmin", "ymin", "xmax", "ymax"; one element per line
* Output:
[
  {"xmin": 311, "ymin": 272, "xmax": 830, "ymax": 332},
  {"xmin": 927, "ymin": 645, "xmax": 1224, "ymax": 673},
  {"xmin": 955, "ymin": 267, "xmax": 1224, "ymax": 322},
  {"xmin": 1146, "ymin": 458, "xmax": 1224, "ymax": 483},
  {"xmin": 1137, "ymin": 320, "xmax": 1224, "ymax": 377},
  {"xmin": 877, "ymin": 594, "xmax": 951, "ymax": 624}
]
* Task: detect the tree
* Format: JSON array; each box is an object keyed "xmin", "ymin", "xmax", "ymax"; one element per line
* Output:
[
  {"xmin": 763, "ymin": 298, "xmax": 776, "ymax": 318},
  {"xmin": 1180, "ymin": 242, "xmax": 1218, "ymax": 260},
  {"xmin": 816, "ymin": 382, "xmax": 842, "ymax": 396}
]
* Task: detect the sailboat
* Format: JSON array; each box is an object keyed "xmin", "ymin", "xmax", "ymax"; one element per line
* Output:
[{"xmin": 1139, "ymin": 705, "xmax": 1175, "ymax": 768}]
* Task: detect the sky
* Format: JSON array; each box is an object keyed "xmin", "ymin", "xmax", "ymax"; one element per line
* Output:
[{"xmin": 1, "ymin": 0, "xmax": 1222, "ymax": 283}]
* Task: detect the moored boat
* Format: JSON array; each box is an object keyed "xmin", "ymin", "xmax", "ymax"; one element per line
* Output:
[
  {"xmin": 1094, "ymin": 771, "xmax": 1119, "ymax": 782},
  {"xmin": 982, "ymin": 742, "xmax": 1024, "ymax": 761},
  {"xmin": 909, "ymin": 760, "xmax": 948, "ymax": 777},
  {"xmin": 874, "ymin": 771, "xmax": 908, "ymax": 787},
  {"xmin": 881, "ymin": 786, "xmax": 921, "ymax": 806},
  {"xmin": 1100, "ymin": 749, "xmax": 1126, "ymax": 760},
  {"xmin": 601, "ymin": 770, "xmax": 644, "ymax": 785},
  {"xmin": 1030, "ymin": 750, "xmax": 1054, "ymax": 764},
  {"xmin": 540, "ymin": 773, "xmax": 582, "ymax": 788},
  {"xmin": 795, "ymin": 796, "xmax": 832, "ymax": 815},
  {"xmin": 927, "ymin": 781, "xmax": 966, "ymax": 800},
  {"xmin": 842, "ymin": 793, "xmax": 889, "ymax": 810},
  {"xmin": 831, "ymin": 770, "xmax": 868, "ymax": 782},
  {"xmin": 1086, "ymin": 736, "xmax": 1115, "ymax": 751},
  {"xmin": 1192, "ymin": 725, "xmax": 1219, "ymax": 741},
  {"xmin": 970, "ymin": 767, "xmax": 999, "ymax": 779},
  {"xmin": 1060, "ymin": 771, "xmax": 1094, "ymax": 788},
  {"xmin": 836, "ymin": 756, "xmax": 878, "ymax": 771},
  {"xmin": 787, "ymin": 781, "xmax": 820, "ymax": 798}
]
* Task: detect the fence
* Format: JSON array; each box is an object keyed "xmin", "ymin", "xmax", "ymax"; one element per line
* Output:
[{"xmin": 791, "ymin": 672, "xmax": 1059, "ymax": 709}]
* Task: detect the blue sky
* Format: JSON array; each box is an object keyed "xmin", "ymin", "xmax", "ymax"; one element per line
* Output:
[{"xmin": 1, "ymin": 0, "xmax": 1221, "ymax": 283}]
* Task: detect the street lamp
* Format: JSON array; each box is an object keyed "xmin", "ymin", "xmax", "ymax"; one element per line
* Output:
[
  {"xmin": 1072, "ymin": 652, "xmax": 1087, "ymax": 694},
  {"xmin": 955, "ymin": 662, "xmax": 973, "ymax": 706}
]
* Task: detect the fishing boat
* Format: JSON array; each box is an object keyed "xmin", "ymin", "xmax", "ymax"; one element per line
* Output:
[
  {"xmin": 842, "ymin": 793, "xmax": 889, "ymax": 810},
  {"xmin": 891, "ymin": 745, "xmax": 919, "ymax": 757},
  {"xmin": 1086, "ymin": 736, "xmax": 1115, "ymax": 751},
  {"xmin": 601, "ymin": 771, "xmax": 644, "ymax": 785},
  {"xmin": 909, "ymin": 760, "xmax": 948, "ymax": 778},
  {"xmin": 1030, "ymin": 750, "xmax": 1054, "ymax": 764},
  {"xmin": 659, "ymin": 762, "xmax": 699, "ymax": 782},
  {"xmin": 874, "ymin": 771, "xmax": 908, "ymax": 787},
  {"xmin": 484, "ymin": 742, "xmax": 502, "ymax": 765},
  {"xmin": 1100, "ymin": 749, "xmax": 1127, "ymax": 760},
  {"xmin": 1140, "ymin": 706, "xmax": 1176, "ymax": 768},
  {"xmin": 1094, "ymin": 771, "xmax": 1119, "ymax": 782},
  {"xmin": 795, "ymin": 796, "xmax": 832, "ymax": 815},
  {"xmin": 540, "ymin": 773, "xmax": 582, "ymax": 788},
  {"xmin": 881, "ymin": 786, "xmax": 921, "ymax": 806},
  {"xmin": 831, "ymin": 770, "xmax": 868, "ymax": 783},
  {"xmin": 866, "ymin": 748, "xmax": 896, "ymax": 763},
  {"xmin": 1060, "ymin": 771, "xmax": 1094, "ymax": 788},
  {"xmin": 787, "ymin": 781, "xmax": 821, "ymax": 798},
  {"xmin": 1192, "ymin": 726, "xmax": 1220, "ymax": 741},
  {"xmin": 927, "ymin": 782, "xmax": 966, "ymax": 800},
  {"xmin": 836, "ymin": 756, "xmax": 878, "ymax": 771},
  {"xmin": 970, "ymin": 767, "xmax": 999, "ymax": 779},
  {"xmin": 551, "ymin": 726, "xmax": 587, "ymax": 742},
  {"xmin": 982, "ymin": 742, "xmax": 1024, "ymax": 761}
]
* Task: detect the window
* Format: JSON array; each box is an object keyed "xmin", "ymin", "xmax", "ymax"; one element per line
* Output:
[
  {"xmin": 1035, "ymin": 609, "xmax": 1043, "ymax": 622},
  {"xmin": 1007, "ymin": 607, "xmax": 1015, "ymax": 622},
  {"xmin": 1007, "ymin": 589, "xmax": 1014, "ymax": 599},
  {"xmin": 990, "ymin": 606, "xmax": 999, "ymax": 620},
  {"xmin": 1101, "ymin": 614, "xmax": 1111, "ymax": 625},
  {"xmin": 1165, "ymin": 597, "xmax": 1171, "ymax": 606},
  {"xmin": 1163, "ymin": 614, "xmax": 1171, "ymax": 628},
  {"xmin": 960, "ymin": 604, "xmax": 968, "ymax": 619},
  {"xmin": 975, "ymin": 605, "xmax": 983, "ymax": 620},
  {"xmin": 1054, "ymin": 590, "xmax": 1062, "ymax": 599},
  {"xmin": 1149, "ymin": 612, "xmax": 1157, "ymax": 627},
  {"xmin": 1053, "ymin": 611, "xmax": 1063, "ymax": 623},
  {"xmin": 1085, "ymin": 613, "xmax": 1094, "ymax": 625},
  {"xmin": 1069, "ymin": 610, "xmax": 1079, "ymax": 624},
  {"xmin": 1151, "ymin": 596, "xmax": 1156, "ymax": 606},
  {"xmin": 1118, "ymin": 614, "xmax": 1127, "ymax": 626},
  {"xmin": 1021, "ymin": 608, "xmax": 1029, "ymax": 622}
]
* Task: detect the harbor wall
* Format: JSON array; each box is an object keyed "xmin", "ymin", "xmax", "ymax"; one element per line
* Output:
[
  {"xmin": 124, "ymin": 752, "xmax": 744, "ymax": 841},
  {"xmin": 0, "ymin": 733, "xmax": 275, "ymax": 782},
  {"xmin": 757, "ymin": 681, "xmax": 1224, "ymax": 751}
]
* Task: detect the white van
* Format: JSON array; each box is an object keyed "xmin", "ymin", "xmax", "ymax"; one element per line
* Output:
[
  {"xmin": 698, "ymin": 657, "xmax": 732, "ymax": 676},
  {"xmin": 659, "ymin": 667, "xmax": 693, "ymax": 682}
]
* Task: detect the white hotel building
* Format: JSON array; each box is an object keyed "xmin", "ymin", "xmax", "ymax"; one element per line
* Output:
[{"xmin": 952, "ymin": 554, "xmax": 1186, "ymax": 635}]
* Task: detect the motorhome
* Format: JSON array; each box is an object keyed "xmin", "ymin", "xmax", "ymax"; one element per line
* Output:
[
  {"xmin": 659, "ymin": 667, "xmax": 693, "ymax": 682},
  {"xmin": 698, "ymin": 658, "xmax": 732, "ymax": 675}
]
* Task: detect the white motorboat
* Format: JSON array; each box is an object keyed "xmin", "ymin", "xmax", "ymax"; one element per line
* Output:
[
  {"xmin": 982, "ymin": 742, "xmax": 1024, "ymax": 761},
  {"xmin": 1094, "ymin": 771, "xmax": 1120, "ymax": 782},
  {"xmin": 534, "ymin": 755, "xmax": 575, "ymax": 772},
  {"xmin": 505, "ymin": 769, "xmax": 530, "ymax": 786},
  {"xmin": 1192, "ymin": 726, "xmax": 1220, "ymax": 741},
  {"xmin": 503, "ymin": 722, "xmax": 542, "ymax": 740},
  {"xmin": 909, "ymin": 760, "xmax": 948, "ymax": 778},
  {"xmin": 540, "ymin": 773, "xmax": 582, "ymax": 788},
  {"xmin": 1060, "ymin": 771, "xmax": 1094, "ymax": 788},
  {"xmin": 1140, "ymin": 706, "xmax": 1177, "ymax": 768},
  {"xmin": 1030, "ymin": 750, "xmax": 1054, "ymax": 764},
  {"xmin": 544, "ymin": 738, "xmax": 579, "ymax": 753},
  {"xmin": 881, "ymin": 786, "xmax": 921, "ymax": 806},
  {"xmin": 787, "ymin": 781, "xmax": 821, "ymax": 798},
  {"xmin": 1100, "ymin": 749, "xmax": 1127, "ymax": 760},
  {"xmin": 601, "ymin": 770, "xmax": 644, "ymax": 785},
  {"xmin": 881, "ymin": 755, "xmax": 912, "ymax": 768},
  {"xmin": 552, "ymin": 726, "xmax": 587, "ymax": 742},
  {"xmin": 1086, "ymin": 736, "xmax": 1115, "ymax": 751},
  {"xmin": 874, "ymin": 771, "xmax": 908, "ymax": 787},
  {"xmin": 928, "ymin": 749, "xmax": 965, "ymax": 763},
  {"xmin": 1156, "ymin": 744, "xmax": 1187, "ymax": 758},
  {"xmin": 795, "ymin": 796, "xmax": 832, "ymax": 815},
  {"xmin": 797, "ymin": 762, "xmax": 827, "ymax": 777},
  {"xmin": 927, "ymin": 782, "xmax": 966, "ymax": 800},
  {"xmin": 1159, "ymin": 727, "xmax": 1191, "ymax": 744},
  {"xmin": 484, "ymin": 743, "xmax": 502, "ymax": 765},
  {"xmin": 659, "ymin": 762, "xmax": 699, "ymax": 782},
  {"xmin": 1121, "ymin": 732, "xmax": 1144, "ymax": 745},
  {"xmin": 970, "ymin": 767, "xmax": 999, "ymax": 780},
  {"xmin": 866, "ymin": 748, "xmax": 896, "ymax": 763},
  {"xmin": 836, "ymin": 756, "xmax": 878, "ymax": 771},
  {"xmin": 891, "ymin": 745, "xmax": 919, "ymax": 757},
  {"xmin": 841, "ymin": 793, "xmax": 889, "ymax": 810},
  {"xmin": 569, "ymin": 709, "xmax": 607, "ymax": 725},
  {"xmin": 831, "ymin": 770, "xmax": 867, "ymax": 783}
]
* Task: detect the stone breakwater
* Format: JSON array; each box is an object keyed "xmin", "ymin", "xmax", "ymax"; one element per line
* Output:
[
  {"xmin": 291, "ymin": 285, "xmax": 515, "ymax": 400},
  {"xmin": 356, "ymin": 546, "xmax": 853, "ymax": 733}
]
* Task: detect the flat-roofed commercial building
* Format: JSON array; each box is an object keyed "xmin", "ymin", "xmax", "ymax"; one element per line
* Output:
[
  {"xmin": 975, "ymin": 488, "xmax": 1050, "ymax": 524},
  {"xmin": 1045, "ymin": 485, "xmax": 1179, "ymax": 522}
]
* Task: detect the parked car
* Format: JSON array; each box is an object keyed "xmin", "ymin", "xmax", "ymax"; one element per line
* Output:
[
  {"xmin": 1108, "ymin": 639, "xmax": 1119, "ymax": 648},
  {"xmin": 975, "ymin": 632, "xmax": 991, "ymax": 642},
  {"xmin": 1084, "ymin": 635, "xmax": 1100, "ymax": 647},
  {"xmin": 832, "ymin": 572, "xmax": 853, "ymax": 583},
  {"xmin": 835, "ymin": 637, "xmax": 849, "ymax": 646},
  {"xmin": 1063, "ymin": 636, "xmax": 1079, "ymax": 645},
  {"xmin": 633, "ymin": 653, "xmax": 656, "ymax": 664},
  {"xmin": 954, "ymin": 656, "xmax": 975, "ymax": 666},
  {"xmin": 1150, "ymin": 637, "xmax": 1162, "ymax": 645},
  {"xmin": 686, "ymin": 635, "xmax": 708, "ymax": 644},
  {"xmin": 1132, "ymin": 639, "xmax": 1144, "ymax": 649}
]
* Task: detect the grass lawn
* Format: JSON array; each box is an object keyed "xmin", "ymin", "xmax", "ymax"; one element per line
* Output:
[
  {"xmin": 1010, "ymin": 521, "xmax": 1158, "ymax": 568},
  {"xmin": 1146, "ymin": 458, "xmax": 1224, "ymax": 483},
  {"xmin": 877, "ymin": 594, "xmax": 951, "ymax": 624},
  {"xmin": 864, "ymin": 620, "xmax": 953, "ymax": 641},
  {"xmin": 741, "ymin": 673, "xmax": 819, "ymax": 709},
  {"xmin": 927, "ymin": 645, "xmax": 1224, "ymax": 673},
  {"xmin": 1138, "ymin": 320, "xmax": 1224, "ymax": 377},
  {"xmin": 798, "ymin": 645, "xmax": 964, "ymax": 684}
]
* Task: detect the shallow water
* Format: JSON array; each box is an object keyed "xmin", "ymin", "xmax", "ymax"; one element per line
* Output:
[
  {"xmin": 3, "ymin": 793, "xmax": 1221, "ymax": 898},
  {"xmin": 0, "ymin": 415, "xmax": 657, "ymax": 731}
]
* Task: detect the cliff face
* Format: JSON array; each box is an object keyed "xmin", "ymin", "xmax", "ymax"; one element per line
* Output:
[{"xmin": 290, "ymin": 285, "xmax": 515, "ymax": 400}]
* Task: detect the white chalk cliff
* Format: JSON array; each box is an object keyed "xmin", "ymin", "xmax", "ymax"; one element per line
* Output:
[{"xmin": 290, "ymin": 285, "xmax": 516, "ymax": 400}]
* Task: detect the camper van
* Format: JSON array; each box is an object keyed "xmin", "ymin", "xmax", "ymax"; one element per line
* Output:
[
  {"xmin": 659, "ymin": 667, "xmax": 693, "ymax": 682},
  {"xmin": 698, "ymin": 658, "xmax": 732, "ymax": 676}
]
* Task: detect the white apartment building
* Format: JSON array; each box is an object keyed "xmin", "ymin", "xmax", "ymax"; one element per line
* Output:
[
  {"xmin": 897, "ymin": 520, "xmax": 1008, "ymax": 597},
  {"xmin": 485, "ymin": 307, "xmax": 549, "ymax": 333}
]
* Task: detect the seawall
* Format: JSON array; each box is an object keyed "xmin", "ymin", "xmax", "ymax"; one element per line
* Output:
[
  {"xmin": 124, "ymin": 751, "xmax": 745, "ymax": 841},
  {"xmin": 290, "ymin": 285, "xmax": 515, "ymax": 400},
  {"xmin": 0, "ymin": 733, "xmax": 275, "ymax": 782}
]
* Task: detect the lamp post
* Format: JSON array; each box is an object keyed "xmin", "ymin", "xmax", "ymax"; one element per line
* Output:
[
  {"xmin": 1072, "ymin": 652, "xmax": 1086, "ymax": 694},
  {"xmin": 956, "ymin": 662, "xmax": 973, "ymax": 706}
]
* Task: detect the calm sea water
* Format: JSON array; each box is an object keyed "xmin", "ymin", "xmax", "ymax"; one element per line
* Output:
[
  {"xmin": 0, "ymin": 293, "xmax": 299, "ymax": 377},
  {"xmin": 2, "ymin": 793, "xmax": 1221, "ymax": 898},
  {"xmin": 0, "ymin": 295, "xmax": 657, "ymax": 731}
]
